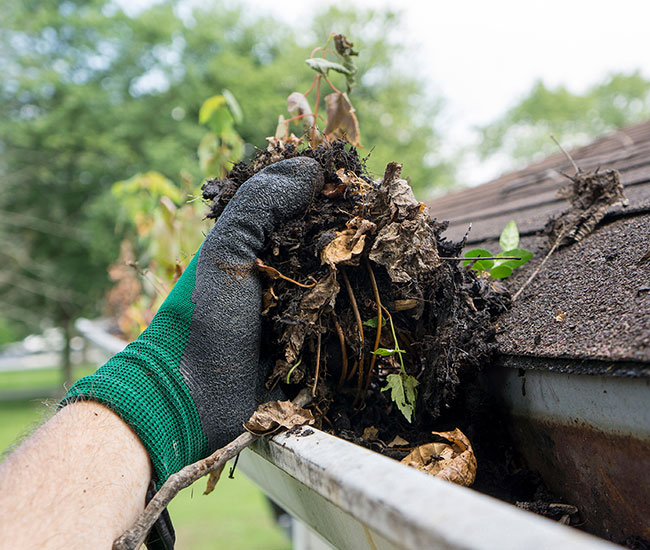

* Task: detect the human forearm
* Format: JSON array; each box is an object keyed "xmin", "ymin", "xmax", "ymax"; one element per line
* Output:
[{"xmin": 0, "ymin": 402, "xmax": 151, "ymax": 549}]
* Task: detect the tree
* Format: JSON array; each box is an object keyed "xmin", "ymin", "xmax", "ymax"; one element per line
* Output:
[
  {"xmin": 478, "ymin": 71, "xmax": 650, "ymax": 168},
  {"xmin": 0, "ymin": 0, "xmax": 452, "ymax": 382}
]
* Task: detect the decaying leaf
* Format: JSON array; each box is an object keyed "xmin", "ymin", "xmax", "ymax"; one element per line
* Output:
[
  {"xmin": 550, "ymin": 168, "xmax": 627, "ymax": 245},
  {"xmin": 554, "ymin": 308, "xmax": 566, "ymax": 322},
  {"xmin": 362, "ymin": 426, "xmax": 379, "ymax": 441},
  {"xmin": 287, "ymin": 92, "xmax": 315, "ymax": 129},
  {"xmin": 203, "ymin": 463, "xmax": 226, "ymax": 496},
  {"xmin": 401, "ymin": 428, "xmax": 477, "ymax": 487},
  {"xmin": 321, "ymin": 229, "xmax": 367, "ymax": 267},
  {"xmin": 244, "ymin": 400, "xmax": 315, "ymax": 436},
  {"xmin": 369, "ymin": 163, "xmax": 440, "ymax": 283},
  {"xmin": 324, "ymin": 92, "xmax": 361, "ymax": 146},
  {"xmin": 282, "ymin": 271, "xmax": 340, "ymax": 363},
  {"xmin": 394, "ymin": 299, "xmax": 418, "ymax": 311},
  {"xmin": 370, "ymin": 218, "xmax": 440, "ymax": 283},
  {"xmin": 388, "ymin": 435, "xmax": 410, "ymax": 448}
]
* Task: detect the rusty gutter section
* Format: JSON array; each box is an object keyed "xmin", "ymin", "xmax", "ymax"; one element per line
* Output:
[{"xmin": 488, "ymin": 363, "xmax": 650, "ymax": 543}]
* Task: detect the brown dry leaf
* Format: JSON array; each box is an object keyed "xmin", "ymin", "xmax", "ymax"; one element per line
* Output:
[
  {"xmin": 555, "ymin": 308, "xmax": 567, "ymax": 322},
  {"xmin": 388, "ymin": 435, "xmax": 410, "ymax": 448},
  {"xmin": 551, "ymin": 168, "xmax": 627, "ymax": 245},
  {"xmin": 370, "ymin": 218, "xmax": 440, "ymax": 283},
  {"xmin": 262, "ymin": 286, "xmax": 278, "ymax": 315},
  {"xmin": 324, "ymin": 92, "xmax": 361, "ymax": 146},
  {"xmin": 203, "ymin": 463, "xmax": 226, "ymax": 496},
  {"xmin": 362, "ymin": 426, "xmax": 379, "ymax": 442},
  {"xmin": 282, "ymin": 271, "xmax": 340, "ymax": 363},
  {"xmin": 394, "ymin": 299, "xmax": 418, "ymax": 311},
  {"xmin": 321, "ymin": 228, "xmax": 367, "ymax": 267},
  {"xmin": 244, "ymin": 400, "xmax": 315, "ymax": 436},
  {"xmin": 401, "ymin": 428, "xmax": 477, "ymax": 487},
  {"xmin": 369, "ymin": 163, "xmax": 440, "ymax": 283}
]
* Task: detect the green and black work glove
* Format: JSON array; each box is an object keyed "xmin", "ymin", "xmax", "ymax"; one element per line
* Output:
[{"xmin": 62, "ymin": 157, "xmax": 323, "ymax": 487}]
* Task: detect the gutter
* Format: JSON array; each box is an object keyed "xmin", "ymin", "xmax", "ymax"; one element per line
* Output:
[{"xmin": 239, "ymin": 426, "xmax": 621, "ymax": 550}]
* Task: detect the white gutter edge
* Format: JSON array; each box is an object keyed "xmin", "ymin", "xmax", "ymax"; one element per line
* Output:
[{"xmin": 239, "ymin": 426, "xmax": 622, "ymax": 550}]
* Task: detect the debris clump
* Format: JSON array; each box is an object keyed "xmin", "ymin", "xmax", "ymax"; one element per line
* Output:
[{"xmin": 203, "ymin": 141, "xmax": 510, "ymax": 473}]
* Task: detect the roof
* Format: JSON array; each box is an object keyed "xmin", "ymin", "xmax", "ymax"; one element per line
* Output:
[{"xmin": 427, "ymin": 121, "xmax": 650, "ymax": 372}]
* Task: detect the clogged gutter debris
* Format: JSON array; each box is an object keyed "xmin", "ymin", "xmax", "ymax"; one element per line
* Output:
[{"xmin": 203, "ymin": 140, "xmax": 510, "ymax": 489}]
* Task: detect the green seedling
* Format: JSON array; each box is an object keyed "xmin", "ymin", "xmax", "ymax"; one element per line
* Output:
[
  {"xmin": 464, "ymin": 220, "xmax": 533, "ymax": 279},
  {"xmin": 372, "ymin": 310, "xmax": 419, "ymax": 423}
]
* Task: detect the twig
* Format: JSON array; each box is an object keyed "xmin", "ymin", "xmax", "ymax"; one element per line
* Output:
[
  {"xmin": 448, "ymin": 256, "xmax": 522, "ymax": 262},
  {"xmin": 312, "ymin": 76, "xmax": 322, "ymax": 143},
  {"xmin": 113, "ymin": 432, "xmax": 256, "ymax": 550},
  {"xmin": 550, "ymin": 134, "xmax": 580, "ymax": 175},
  {"xmin": 356, "ymin": 259, "xmax": 382, "ymax": 404},
  {"xmin": 312, "ymin": 331, "xmax": 322, "ymax": 396},
  {"xmin": 341, "ymin": 269, "xmax": 364, "ymax": 382},
  {"xmin": 332, "ymin": 312, "xmax": 348, "ymax": 390},
  {"xmin": 255, "ymin": 259, "xmax": 317, "ymax": 289},
  {"xmin": 113, "ymin": 390, "xmax": 313, "ymax": 550},
  {"xmin": 512, "ymin": 233, "xmax": 564, "ymax": 302},
  {"xmin": 342, "ymin": 269, "xmax": 364, "ymax": 347}
]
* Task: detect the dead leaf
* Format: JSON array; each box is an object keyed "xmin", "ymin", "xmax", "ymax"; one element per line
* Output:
[
  {"xmin": 551, "ymin": 168, "xmax": 627, "ymax": 245},
  {"xmin": 369, "ymin": 163, "xmax": 440, "ymax": 283},
  {"xmin": 203, "ymin": 463, "xmax": 226, "ymax": 496},
  {"xmin": 262, "ymin": 286, "xmax": 277, "ymax": 315},
  {"xmin": 282, "ymin": 272, "xmax": 340, "ymax": 363},
  {"xmin": 388, "ymin": 435, "xmax": 410, "ymax": 448},
  {"xmin": 401, "ymin": 428, "xmax": 477, "ymax": 487},
  {"xmin": 321, "ymin": 228, "xmax": 366, "ymax": 267},
  {"xmin": 244, "ymin": 400, "xmax": 315, "ymax": 436},
  {"xmin": 321, "ymin": 182, "xmax": 347, "ymax": 199},
  {"xmin": 370, "ymin": 218, "xmax": 440, "ymax": 283},
  {"xmin": 394, "ymin": 299, "xmax": 418, "ymax": 311},
  {"xmin": 555, "ymin": 308, "xmax": 566, "ymax": 322},
  {"xmin": 362, "ymin": 426, "xmax": 379, "ymax": 442},
  {"xmin": 287, "ymin": 92, "xmax": 315, "ymax": 129},
  {"xmin": 324, "ymin": 92, "xmax": 361, "ymax": 146}
]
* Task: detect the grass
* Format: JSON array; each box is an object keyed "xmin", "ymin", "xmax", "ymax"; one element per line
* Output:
[{"xmin": 0, "ymin": 366, "xmax": 291, "ymax": 550}]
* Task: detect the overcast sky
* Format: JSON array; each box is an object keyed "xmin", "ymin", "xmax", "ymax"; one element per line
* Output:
[{"xmin": 239, "ymin": 0, "xmax": 650, "ymax": 185}]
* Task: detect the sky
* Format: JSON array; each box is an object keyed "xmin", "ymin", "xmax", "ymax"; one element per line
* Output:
[{"xmin": 238, "ymin": 0, "xmax": 650, "ymax": 186}]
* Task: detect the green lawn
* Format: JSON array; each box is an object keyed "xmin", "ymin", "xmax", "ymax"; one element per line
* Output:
[{"xmin": 0, "ymin": 366, "xmax": 291, "ymax": 550}]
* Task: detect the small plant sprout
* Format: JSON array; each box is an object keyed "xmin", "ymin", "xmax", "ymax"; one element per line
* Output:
[
  {"xmin": 464, "ymin": 220, "xmax": 533, "ymax": 279},
  {"xmin": 276, "ymin": 33, "xmax": 361, "ymax": 148},
  {"xmin": 374, "ymin": 307, "xmax": 419, "ymax": 423}
]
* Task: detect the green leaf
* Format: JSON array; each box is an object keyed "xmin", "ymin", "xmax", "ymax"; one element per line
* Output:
[
  {"xmin": 222, "ymin": 89, "xmax": 243, "ymax": 124},
  {"xmin": 199, "ymin": 95, "xmax": 227, "ymax": 124},
  {"xmin": 489, "ymin": 265, "xmax": 513, "ymax": 279},
  {"xmin": 199, "ymin": 94, "xmax": 235, "ymax": 134},
  {"xmin": 463, "ymin": 248, "xmax": 495, "ymax": 273},
  {"xmin": 496, "ymin": 248, "xmax": 534, "ymax": 270},
  {"xmin": 499, "ymin": 220, "xmax": 519, "ymax": 252},
  {"xmin": 363, "ymin": 317, "xmax": 378, "ymax": 328},
  {"xmin": 305, "ymin": 58, "xmax": 353, "ymax": 77},
  {"xmin": 372, "ymin": 347, "xmax": 404, "ymax": 356},
  {"xmin": 381, "ymin": 373, "xmax": 419, "ymax": 423}
]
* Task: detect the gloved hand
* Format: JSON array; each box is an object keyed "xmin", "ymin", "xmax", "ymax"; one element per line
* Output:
[{"xmin": 62, "ymin": 158, "xmax": 323, "ymax": 489}]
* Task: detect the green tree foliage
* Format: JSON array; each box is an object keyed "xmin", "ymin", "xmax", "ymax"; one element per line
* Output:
[
  {"xmin": 0, "ymin": 0, "xmax": 452, "ymax": 357},
  {"xmin": 478, "ymin": 71, "xmax": 650, "ymax": 166}
]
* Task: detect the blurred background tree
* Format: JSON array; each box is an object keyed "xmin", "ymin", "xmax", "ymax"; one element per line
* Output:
[
  {"xmin": 0, "ymin": 0, "xmax": 453, "ymax": 381},
  {"xmin": 478, "ymin": 71, "xmax": 650, "ymax": 168}
]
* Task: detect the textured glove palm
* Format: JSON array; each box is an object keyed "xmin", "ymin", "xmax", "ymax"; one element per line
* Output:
[{"xmin": 63, "ymin": 158, "xmax": 323, "ymax": 487}]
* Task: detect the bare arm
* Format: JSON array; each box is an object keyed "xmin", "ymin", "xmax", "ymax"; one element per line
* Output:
[{"xmin": 0, "ymin": 402, "xmax": 151, "ymax": 549}]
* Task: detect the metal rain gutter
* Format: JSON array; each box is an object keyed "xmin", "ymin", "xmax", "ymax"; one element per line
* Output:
[
  {"xmin": 489, "ymin": 362, "xmax": 650, "ymax": 542},
  {"xmin": 238, "ymin": 426, "xmax": 622, "ymax": 550}
]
